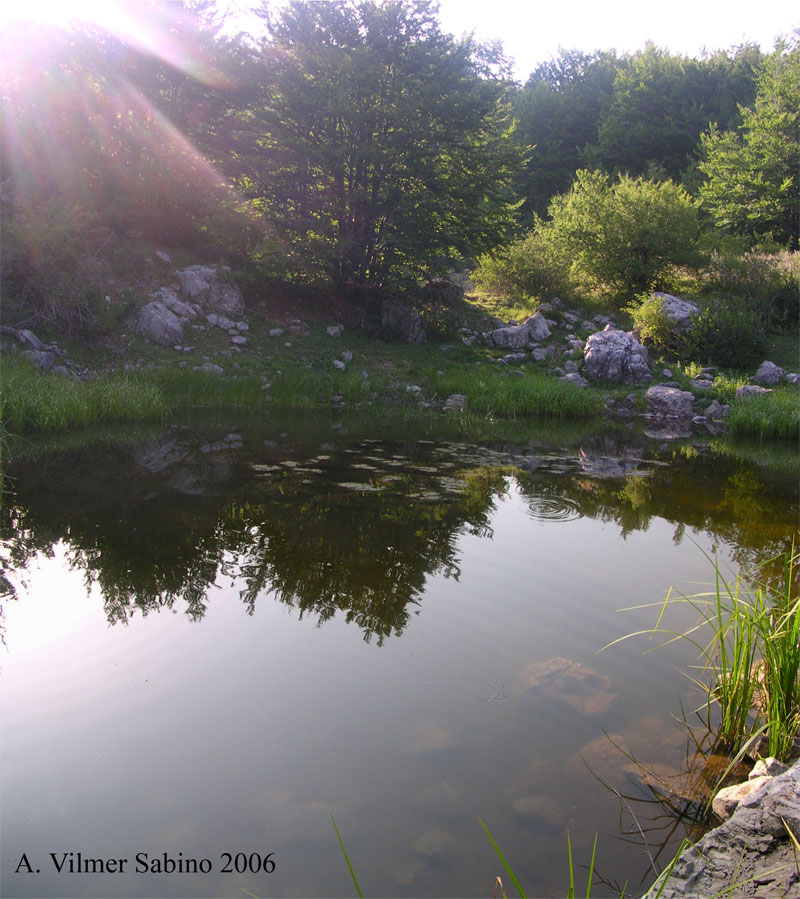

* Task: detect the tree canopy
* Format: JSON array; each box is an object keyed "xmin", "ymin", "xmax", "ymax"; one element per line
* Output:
[{"xmin": 227, "ymin": 0, "xmax": 521, "ymax": 290}]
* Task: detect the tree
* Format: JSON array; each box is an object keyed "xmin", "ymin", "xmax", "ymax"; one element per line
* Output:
[
  {"xmin": 584, "ymin": 43, "xmax": 761, "ymax": 184},
  {"xmin": 229, "ymin": 0, "xmax": 521, "ymax": 291},
  {"xmin": 511, "ymin": 49, "xmax": 620, "ymax": 220},
  {"xmin": 547, "ymin": 169, "xmax": 702, "ymax": 299},
  {"xmin": 699, "ymin": 36, "xmax": 800, "ymax": 248}
]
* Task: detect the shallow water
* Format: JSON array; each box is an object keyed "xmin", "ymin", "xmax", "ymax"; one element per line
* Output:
[{"xmin": 1, "ymin": 413, "xmax": 797, "ymax": 898}]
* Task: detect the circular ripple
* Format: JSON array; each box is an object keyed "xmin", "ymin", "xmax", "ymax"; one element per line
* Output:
[{"xmin": 526, "ymin": 495, "xmax": 583, "ymax": 523}]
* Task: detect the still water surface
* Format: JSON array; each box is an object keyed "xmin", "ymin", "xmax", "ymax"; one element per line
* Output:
[{"xmin": 1, "ymin": 413, "xmax": 797, "ymax": 897}]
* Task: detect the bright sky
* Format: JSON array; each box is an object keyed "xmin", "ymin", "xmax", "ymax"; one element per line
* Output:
[{"xmin": 436, "ymin": 0, "xmax": 799, "ymax": 80}]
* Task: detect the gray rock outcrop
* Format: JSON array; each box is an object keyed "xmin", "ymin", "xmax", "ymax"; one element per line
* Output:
[
  {"xmin": 646, "ymin": 385, "xmax": 695, "ymax": 419},
  {"xmin": 736, "ymin": 385, "xmax": 772, "ymax": 399},
  {"xmin": 644, "ymin": 760, "xmax": 800, "ymax": 899},
  {"xmin": 483, "ymin": 312, "xmax": 551, "ymax": 349},
  {"xmin": 583, "ymin": 328, "xmax": 651, "ymax": 384}
]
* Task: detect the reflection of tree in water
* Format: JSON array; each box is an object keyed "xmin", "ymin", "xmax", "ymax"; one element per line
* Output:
[
  {"xmin": 1, "ymin": 429, "xmax": 797, "ymax": 642},
  {"xmin": 0, "ymin": 437, "xmax": 509, "ymax": 642}
]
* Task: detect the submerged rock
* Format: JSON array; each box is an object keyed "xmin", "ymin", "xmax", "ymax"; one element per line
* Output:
[{"xmin": 523, "ymin": 657, "xmax": 616, "ymax": 716}]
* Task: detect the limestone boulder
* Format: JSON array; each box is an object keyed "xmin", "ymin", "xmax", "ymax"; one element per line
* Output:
[
  {"xmin": 651, "ymin": 292, "xmax": 700, "ymax": 333},
  {"xmin": 752, "ymin": 360, "xmax": 786, "ymax": 386},
  {"xmin": 137, "ymin": 301, "xmax": 184, "ymax": 346},
  {"xmin": 583, "ymin": 328, "xmax": 651, "ymax": 384},
  {"xmin": 380, "ymin": 300, "xmax": 426, "ymax": 343},
  {"xmin": 176, "ymin": 265, "xmax": 245, "ymax": 316},
  {"xmin": 646, "ymin": 385, "xmax": 695, "ymax": 419},
  {"xmin": 483, "ymin": 312, "xmax": 551, "ymax": 349}
]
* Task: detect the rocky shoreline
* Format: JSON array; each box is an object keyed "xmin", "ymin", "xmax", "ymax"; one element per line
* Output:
[{"xmin": 645, "ymin": 758, "xmax": 800, "ymax": 898}]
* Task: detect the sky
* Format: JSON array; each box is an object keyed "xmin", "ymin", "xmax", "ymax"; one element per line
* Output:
[{"xmin": 435, "ymin": 0, "xmax": 799, "ymax": 80}]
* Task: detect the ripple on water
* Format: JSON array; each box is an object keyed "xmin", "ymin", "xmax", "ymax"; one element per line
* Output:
[{"xmin": 526, "ymin": 495, "xmax": 583, "ymax": 523}]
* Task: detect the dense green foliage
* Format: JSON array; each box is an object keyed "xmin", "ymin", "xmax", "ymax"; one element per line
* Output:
[
  {"xmin": 475, "ymin": 170, "xmax": 702, "ymax": 304},
  {"xmin": 700, "ymin": 35, "xmax": 800, "ymax": 248},
  {"xmin": 512, "ymin": 43, "xmax": 763, "ymax": 220},
  {"xmin": 225, "ymin": 0, "xmax": 520, "ymax": 291}
]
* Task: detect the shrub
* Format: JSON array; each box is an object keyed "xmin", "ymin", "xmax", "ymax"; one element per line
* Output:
[
  {"xmin": 678, "ymin": 296, "xmax": 766, "ymax": 369},
  {"xmin": 629, "ymin": 291, "xmax": 687, "ymax": 352},
  {"xmin": 547, "ymin": 170, "xmax": 703, "ymax": 303},
  {"xmin": 472, "ymin": 218, "xmax": 573, "ymax": 303},
  {"xmin": 704, "ymin": 249, "xmax": 800, "ymax": 328}
]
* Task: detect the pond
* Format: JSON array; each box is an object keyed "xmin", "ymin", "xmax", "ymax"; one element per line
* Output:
[{"xmin": 1, "ymin": 412, "xmax": 797, "ymax": 898}]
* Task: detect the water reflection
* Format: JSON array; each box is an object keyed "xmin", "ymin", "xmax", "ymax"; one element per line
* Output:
[{"xmin": 2, "ymin": 419, "xmax": 797, "ymax": 645}]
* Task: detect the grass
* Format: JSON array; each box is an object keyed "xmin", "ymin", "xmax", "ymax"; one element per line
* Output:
[
  {"xmin": 430, "ymin": 367, "xmax": 603, "ymax": 419},
  {"xmin": 1, "ymin": 355, "xmax": 168, "ymax": 431},
  {"xmin": 610, "ymin": 544, "xmax": 800, "ymax": 760},
  {"xmin": 729, "ymin": 390, "xmax": 800, "ymax": 440}
]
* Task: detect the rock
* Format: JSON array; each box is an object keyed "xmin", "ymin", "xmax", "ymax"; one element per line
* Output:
[
  {"xmin": 154, "ymin": 287, "xmax": 197, "ymax": 320},
  {"xmin": 332, "ymin": 360, "xmax": 346, "ymax": 371},
  {"xmin": 646, "ymin": 385, "xmax": 695, "ymax": 419},
  {"xmin": 560, "ymin": 372, "xmax": 589, "ymax": 387},
  {"xmin": 523, "ymin": 657, "xmax": 616, "ymax": 716},
  {"xmin": 650, "ymin": 292, "xmax": 700, "ymax": 333},
  {"xmin": 443, "ymin": 394, "xmax": 466, "ymax": 411},
  {"xmin": 423, "ymin": 278, "xmax": 464, "ymax": 306},
  {"xmin": 704, "ymin": 400, "xmax": 727, "ymax": 420},
  {"xmin": 412, "ymin": 830, "xmax": 454, "ymax": 858},
  {"xmin": 380, "ymin": 300, "xmax": 426, "ymax": 343},
  {"xmin": 483, "ymin": 312, "xmax": 551, "ymax": 349},
  {"xmin": 326, "ymin": 325, "xmax": 343, "ymax": 338},
  {"xmin": 646, "ymin": 761, "xmax": 800, "ymax": 899},
  {"xmin": 531, "ymin": 348, "xmax": 550, "ymax": 362},
  {"xmin": 176, "ymin": 265, "xmax": 245, "ymax": 316},
  {"xmin": 199, "ymin": 362, "xmax": 224, "ymax": 375},
  {"xmin": 155, "ymin": 249, "xmax": 171, "ymax": 263},
  {"xmin": 233, "ymin": 321, "xmax": 249, "ymax": 333},
  {"xmin": 583, "ymin": 328, "xmax": 651, "ymax": 384},
  {"xmin": 753, "ymin": 360, "xmax": 786, "ymax": 386},
  {"xmin": 137, "ymin": 301, "xmax": 184, "ymax": 346},
  {"xmin": 268, "ymin": 328, "xmax": 284, "ymax": 338},
  {"xmin": 499, "ymin": 352, "xmax": 528, "ymax": 364},
  {"xmin": 512, "ymin": 795, "xmax": 565, "ymax": 827},
  {"xmin": 17, "ymin": 328, "xmax": 45, "ymax": 350},
  {"xmin": 750, "ymin": 757, "xmax": 789, "ymax": 780},
  {"xmin": 736, "ymin": 385, "xmax": 772, "ymax": 399},
  {"xmin": 341, "ymin": 350, "xmax": 353, "ymax": 363},
  {"xmin": 786, "ymin": 372, "xmax": 800, "ymax": 384},
  {"xmin": 713, "ymin": 775, "xmax": 784, "ymax": 828},
  {"xmin": 230, "ymin": 335, "xmax": 248, "ymax": 346},
  {"xmin": 689, "ymin": 378, "xmax": 714, "ymax": 391},
  {"xmin": 206, "ymin": 313, "xmax": 236, "ymax": 330},
  {"xmin": 23, "ymin": 349, "xmax": 55, "ymax": 371},
  {"xmin": 564, "ymin": 360, "xmax": 579, "ymax": 374},
  {"xmin": 405, "ymin": 385, "xmax": 422, "ymax": 394}
]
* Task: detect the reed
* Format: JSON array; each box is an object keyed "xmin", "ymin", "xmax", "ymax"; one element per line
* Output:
[{"xmin": 609, "ymin": 545, "xmax": 800, "ymax": 759}]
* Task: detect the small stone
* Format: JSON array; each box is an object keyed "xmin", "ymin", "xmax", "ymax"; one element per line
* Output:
[
  {"xmin": 689, "ymin": 378, "xmax": 713, "ymax": 391},
  {"xmin": 327, "ymin": 325, "xmax": 343, "ymax": 338},
  {"xmin": 231, "ymin": 335, "xmax": 248, "ymax": 346},
  {"xmin": 341, "ymin": 350, "xmax": 353, "ymax": 363},
  {"xmin": 712, "ymin": 776, "xmax": 770, "ymax": 820},
  {"xmin": 332, "ymin": 360, "xmax": 346, "ymax": 371},
  {"xmin": 155, "ymin": 249, "xmax": 171, "ymax": 263},
  {"xmin": 268, "ymin": 328, "xmax": 284, "ymax": 337},
  {"xmin": 405, "ymin": 384, "xmax": 422, "ymax": 394},
  {"xmin": 560, "ymin": 372, "xmax": 589, "ymax": 387},
  {"xmin": 199, "ymin": 362, "xmax": 224, "ymax": 375}
]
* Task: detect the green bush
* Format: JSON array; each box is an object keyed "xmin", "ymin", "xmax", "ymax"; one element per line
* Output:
[
  {"xmin": 678, "ymin": 296, "xmax": 766, "ymax": 368},
  {"xmin": 547, "ymin": 170, "xmax": 703, "ymax": 303},
  {"xmin": 472, "ymin": 219, "xmax": 573, "ymax": 302},
  {"xmin": 704, "ymin": 249, "xmax": 800, "ymax": 328},
  {"xmin": 629, "ymin": 291, "xmax": 686, "ymax": 352}
]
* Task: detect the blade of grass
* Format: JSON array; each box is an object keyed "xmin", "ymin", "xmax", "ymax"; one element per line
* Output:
[
  {"xmin": 479, "ymin": 818, "xmax": 526, "ymax": 898},
  {"xmin": 331, "ymin": 813, "xmax": 363, "ymax": 899}
]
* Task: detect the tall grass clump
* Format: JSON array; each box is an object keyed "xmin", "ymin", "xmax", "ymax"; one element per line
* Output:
[
  {"xmin": 729, "ymin": 391, "xmax": 800, "ymax": 440},
  {"xmin": 614, "ymin": 546, "xmax": 800, "ymax": 760},
  {"xmin": 141, "ymin": 367, "xmax": 265, "ymax": 409},
  {"xmin": 432, "ymin": 369, "xmax": 601, "ymax": 419},
  {"xmin": 1, "ymin": 356, "xmax": 167, "ymax": 431}
]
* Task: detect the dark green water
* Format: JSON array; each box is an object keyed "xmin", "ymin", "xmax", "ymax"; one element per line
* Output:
[{"xmin": 1, "ymin": 412, "xmax": 797, "ymax": 898}]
